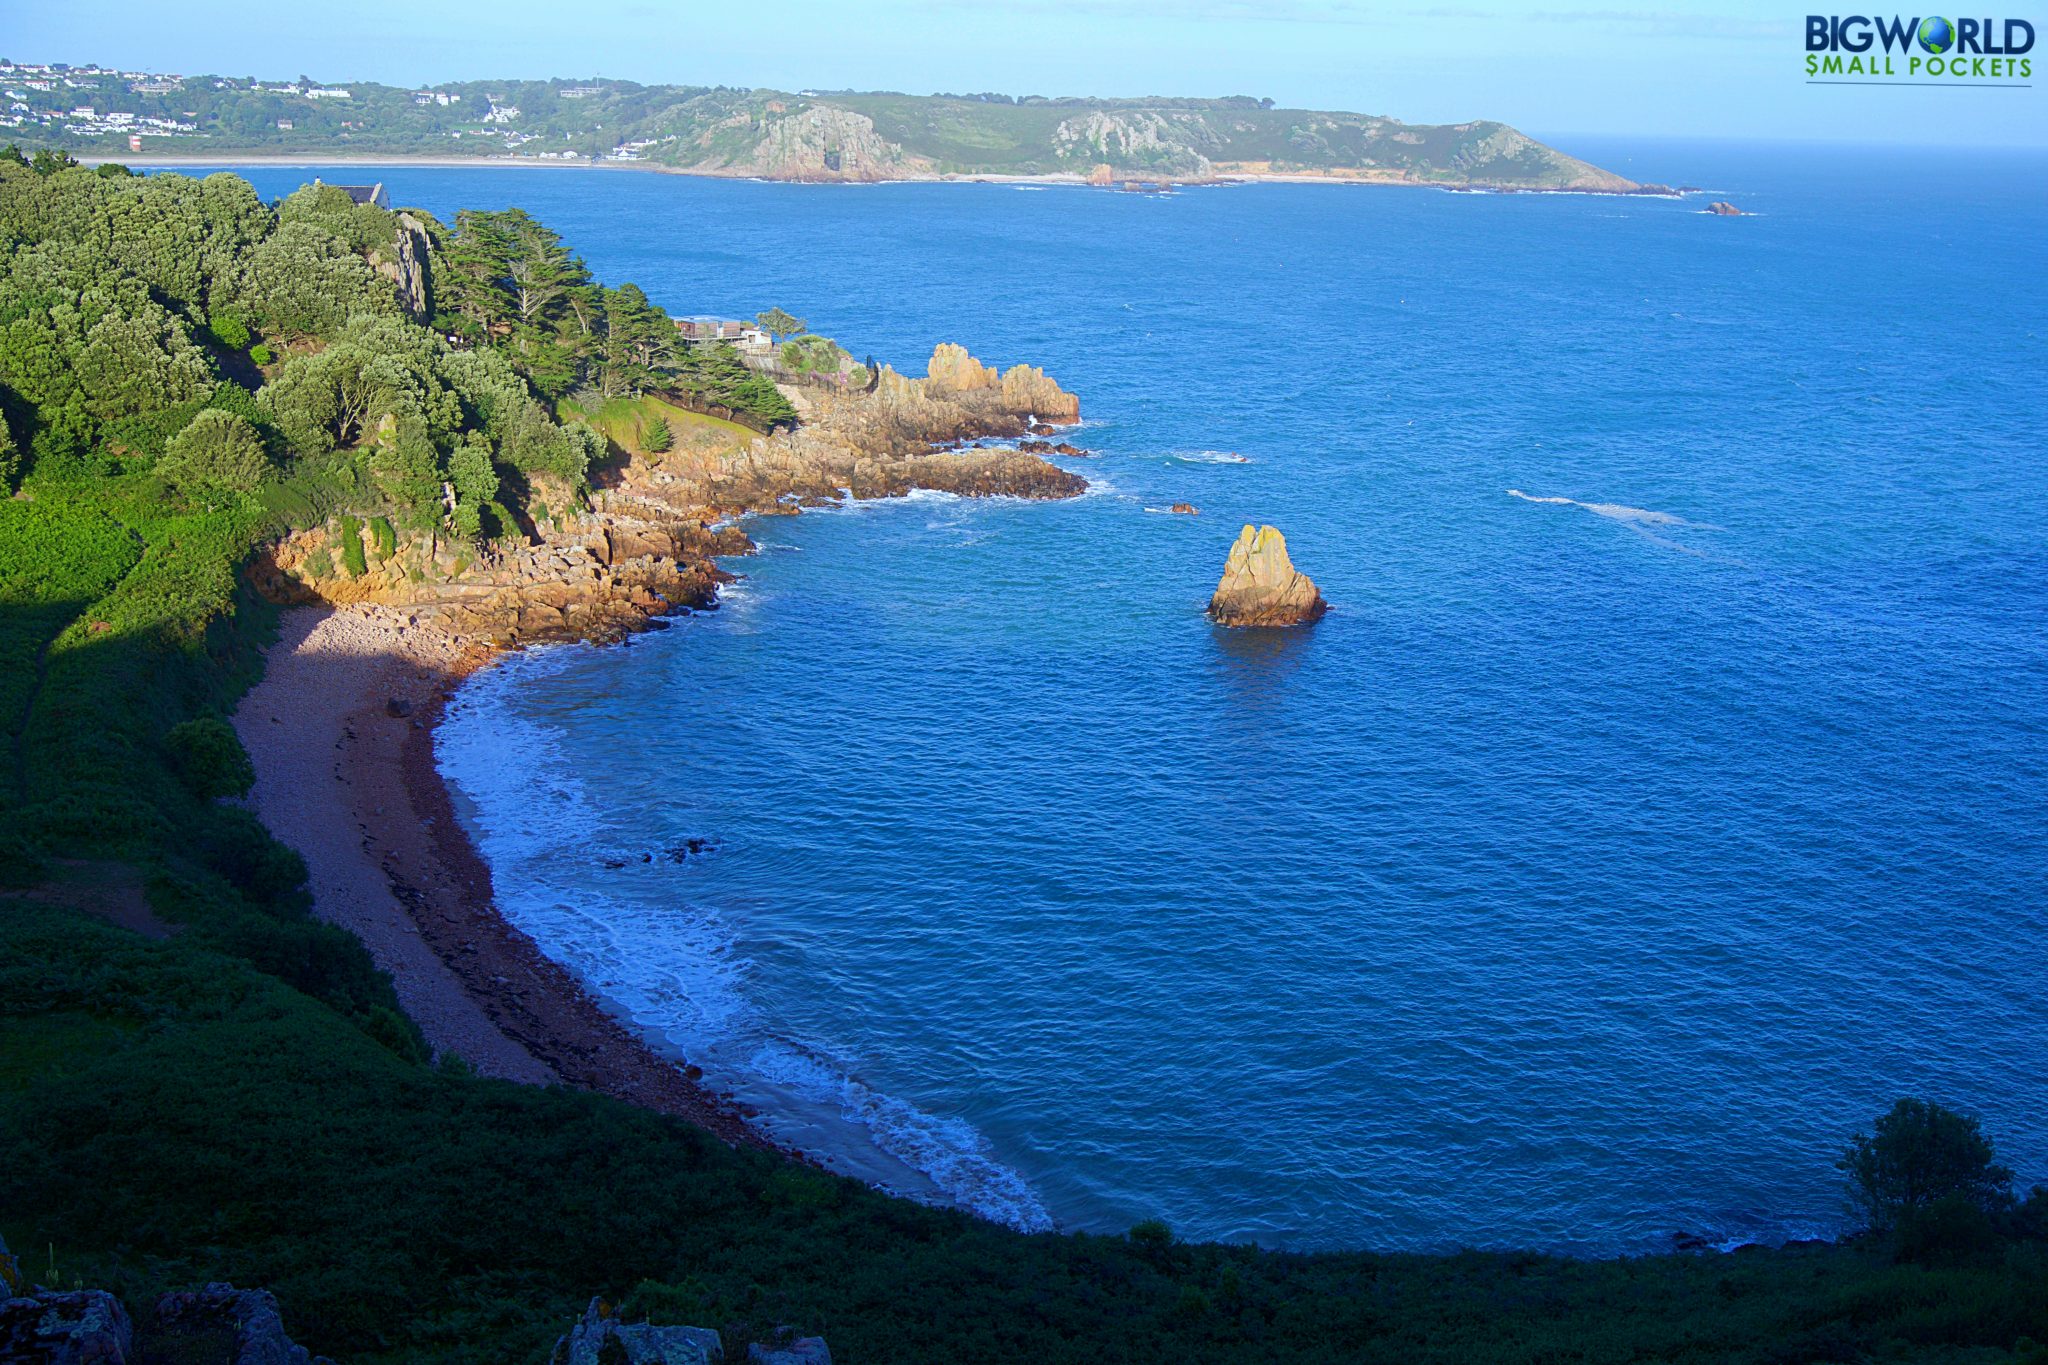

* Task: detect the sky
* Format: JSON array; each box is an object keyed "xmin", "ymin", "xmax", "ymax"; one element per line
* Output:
[{"xmin": 4, "ymin": 0, "xmax": 2044, "ymax": 147}]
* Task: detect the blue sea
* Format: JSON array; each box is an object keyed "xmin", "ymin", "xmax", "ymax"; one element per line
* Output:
[{"xmin": 226, "ymin": 142, "xmax": 2048, "ymax": 1253}]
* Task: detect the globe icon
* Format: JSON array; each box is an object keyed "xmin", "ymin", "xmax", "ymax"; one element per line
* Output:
[{"xmin": 1918, "ymin": 16, "xmax": 1955, "ymax": 53}]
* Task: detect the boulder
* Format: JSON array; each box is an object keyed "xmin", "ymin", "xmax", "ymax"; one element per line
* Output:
[
  {"xmin": 0, "ymin": 1289, "xmax": 134, "ymax": 1364},
  {"xmin": 1169, "ymin": 503, "xmax": 1199, "ymax": 515},
  {"xmin": 0, "ymin": 1233, "xmax": 22, "ymax": 1297},
  {"xmin": 1207, "ymin": 524, "xmax": 1326, "ymax": 627},
  {"xmin": 152, "ymin": 1283, "xmax": 326, "ymax": 1365},
  {"xmin": 557, "ymin": 1298, "xmax": 723, "ymax": 1365}
]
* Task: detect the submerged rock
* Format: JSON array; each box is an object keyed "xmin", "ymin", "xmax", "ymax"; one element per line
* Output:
[{"xmin": 1208, "ymin": 524, "xmax": 1327, "ymax": 627}]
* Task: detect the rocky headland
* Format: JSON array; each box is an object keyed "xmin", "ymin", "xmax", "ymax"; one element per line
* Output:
[
  {"xmin": 1208, "ymin": 524, "xmax": 1328, "ymax": 627},
  {"xmin": 250, "ymin": 343, "xmax": 1083, "ymax": 647},
  {"xmin": 233, "ymin": 343, "xmax": 1087, "ymax": 1159}
]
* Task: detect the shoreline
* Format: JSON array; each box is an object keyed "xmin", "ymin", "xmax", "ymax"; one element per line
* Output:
[
  {"xmin": 85, "ymin": 150, "xmax": 1675, "ymax": 196},
  {"xmin": 237, "ymin": 604, "xmax": 787, "ymax": 1155},
  {"xmin": 234, "ymin": 354, "xmax": 1093, "ymax": 1185}
]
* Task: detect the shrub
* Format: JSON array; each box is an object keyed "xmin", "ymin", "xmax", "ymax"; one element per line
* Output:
[
  {"xmin": 160, "ymin": 409, "xmax": 273, "ymax": 497},
  {"xmin": 1895, "ymin": 1193, "xmax": 2003, "ymax": 1266},
  {"xmin": 1842, "ymin": 1098, "xmax": 2016, "ymax": 1241},
  {"xmin": 336, "ymin": 516, "xmax": 367, "ymax": 577},
  {"xmin": 195, "ymin": 807, "xmax": 307, "ymax": 904},
  {"xmin": 0, "ymin": 831, "xmax": 46, "ymax": 889},
  {"xmin": 368, "ymin": 516, "xmax": 396, "ymax": 561},
  {"xmin": 249, "ymin": 343, "xmax": 273, "ymax": 366},
  {"xmin": 165, "ymin": 716, "xmax": 255, "ymax": 800}
]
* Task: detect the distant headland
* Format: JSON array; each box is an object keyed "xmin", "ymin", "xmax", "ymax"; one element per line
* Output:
[{"xmin": 1, "ymin": 58, "xmax": 1660, "ymax": 193}]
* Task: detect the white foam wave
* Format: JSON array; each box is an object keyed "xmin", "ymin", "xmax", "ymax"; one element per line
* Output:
[
  {"xmin": 1167, "ymin": 449, "xmax": 1250, "ymax": 465},
  {"xmin": 1508, "ymin": 489, "xmax": 1729, "ymax": 557},
  {"xmin": 748, "ymin": 1039, "xmax": 1054, "ymax": 1232},
  {"xmin": 437, "ymin": 653, "xmax": 1053, "ymax": 1233}
]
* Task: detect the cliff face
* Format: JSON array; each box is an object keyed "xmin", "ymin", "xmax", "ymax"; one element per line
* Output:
[
  {"xmin": 255, "ymin": 345, "xmax": 1085, "ymax": 648},
  {"xmin": 1209, "ymin": 524, "xmax": 1327, "ymax": 627},
  {"xmin": 676, "ymin": 103, "xmax": 934, "ymax": 182},
  {"xmin": 367, "ymin": 214, "xmax": 432, "ymax": 319}
]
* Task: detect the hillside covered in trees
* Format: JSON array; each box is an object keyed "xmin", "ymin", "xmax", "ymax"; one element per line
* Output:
[
  {"xmin": 0, "ymin": 155, "xmax": 2044, "ymax": 1364},
  {"xmin": 1, "ymin": 60, "xmax": 1641, "ymax": 189}
]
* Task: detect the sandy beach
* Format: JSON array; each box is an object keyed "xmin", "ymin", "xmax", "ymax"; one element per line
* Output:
[{"xmin": 236, "ymin": 605, "xmax": 776, "ymax": 1149}]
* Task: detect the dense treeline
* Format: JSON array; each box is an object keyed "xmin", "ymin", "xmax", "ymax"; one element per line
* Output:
[{"xmin": 1, "ymin": 157, "xmax": 2045, "ymax": 1364}]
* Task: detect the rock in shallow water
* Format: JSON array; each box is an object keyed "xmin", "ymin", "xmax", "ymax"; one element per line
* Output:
[{"xmin": 1207, "ymin": 524, "xmax": 1327, "ymax": 627}]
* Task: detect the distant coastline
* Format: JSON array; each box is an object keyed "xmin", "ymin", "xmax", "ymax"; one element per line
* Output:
[{"xmin": 89, "ymin": 151, "xmax": 1685, "ymax": 196}]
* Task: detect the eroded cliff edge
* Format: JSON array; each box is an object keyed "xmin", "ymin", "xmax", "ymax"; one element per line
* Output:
[{"xmin": 247, "ymin": 344, "xmax": 1085, "ymax": 647}]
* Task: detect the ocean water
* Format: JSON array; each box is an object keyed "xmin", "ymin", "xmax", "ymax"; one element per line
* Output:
[{"xmin": 227, "ymin": 143, "xmax": 2048, "ymax": 1253}]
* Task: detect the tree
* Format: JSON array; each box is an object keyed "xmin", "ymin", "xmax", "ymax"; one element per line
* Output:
[
  {"xmin": 240, "ymin": 219, "xmax": 392, "ymax": 336},
  {"xmin": 755, "ymin": 307, "xmax": 806, "ymax": 343},
  {"xmin": 1841, "ymin": 1098, "xmax": 2015, "ymax": 1237},
  {"xmin": 159, "ymin": 408, "xmax": 273, "ymax": 496},
  {"xmin": 643, "ymin": 415, "xmax": 673, "ymax": 453}
]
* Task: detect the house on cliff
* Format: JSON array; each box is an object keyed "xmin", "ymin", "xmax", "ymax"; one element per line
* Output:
[
  {"xmin": 310, "ymin": 177, "xmax": 389, "ymax": 208},
  {"xmin": 675, "ymin": 316, "xmax": 771, "ymax": 352}
]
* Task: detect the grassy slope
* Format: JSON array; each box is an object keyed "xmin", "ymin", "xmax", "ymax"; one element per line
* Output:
[
  {"xmin": 559, "ymin": 395, "xmax": 754, "ymax": 459},
  {"xmin": 6, "ymin": 903, "xmax": 2046, "ymax": 1365}
]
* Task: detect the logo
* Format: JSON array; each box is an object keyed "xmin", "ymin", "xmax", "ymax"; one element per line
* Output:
[{"xmin": 1805, "ymin": 14, "xmax": 2035, "ymax": 83}]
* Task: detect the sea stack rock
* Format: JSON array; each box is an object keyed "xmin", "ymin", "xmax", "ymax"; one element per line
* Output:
[
  {"xmin": 1707, "ymin": 200, "xmax": 1745, "ymax": 216},
  {"xmin": 1208, "ymin": 524, "xmax": 1326, "ymax": 627}
]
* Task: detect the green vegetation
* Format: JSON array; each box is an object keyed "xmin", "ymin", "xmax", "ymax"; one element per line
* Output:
[
  {"xmin": 755, "ymin": 307, "xmax": 807, "ymax": 343},
  {"xmin": 643, "ymin": 415, "xmax": 673, "ymax": 454},
  {"xmin": 2, "ymin": 911, "xmax": 2044, "ymax": 1365},
  {"xmin": 335, "ymin": 514, "xmax": 367, "ymax": 576},
  {"xmin": 1, "ymin": 154, "xmax": 2041, "ymax": 1365}
]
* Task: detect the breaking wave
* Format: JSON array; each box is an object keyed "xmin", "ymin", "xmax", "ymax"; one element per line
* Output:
[
  {"xmin": 1508, "ymin": 489, "xmax": 1725, "ymax": 555},
  {"xmin": 438, "ymin": 648, "xmax": 1053, "ymax": 1233}
]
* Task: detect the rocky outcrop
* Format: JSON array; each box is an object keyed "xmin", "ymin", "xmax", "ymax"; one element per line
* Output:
[
  {"xmin": 153, "ymin": 1283, "xmax": 329, "ymax": 1365},
  {"xmin": 0, "ymin": 1289, "xmax": 134, "ymax": 1363},
  {"xmin": 369, "ymin": 214, "xmax": 432, "ymax": 319},
  {"xmin": 1707, "ymin": 201, "xmax": 1745, "ymax": 216},
  {"xmin": 1208, "ymin": 524, "xmax": 1327, "ymax": 627},
  {"xmin": 556, "ymin": 1298, "xmax": 724, "ymax": 1365},
  {"xmin": 682, "ymin": 103, "xmax": 934, "ymax": 182},
  {"xmin": 912, "ymin": 343, "xmax": 1081, "ymax": 424},
  {"xmin": 250, "ymin": 344, "xmax": 1085, "ymax": 649},
  {"xmin": 0, "ymin": 1274, "xmax": 329, "ymax": 1365},
  {"xmin": 1169, "ymin": 503, "xmax": 1199, "ymax": 515},
  {"xmin": 552, "ymin": 1298, "xmax": 831, "ymax": 1365}
]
